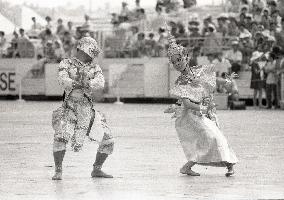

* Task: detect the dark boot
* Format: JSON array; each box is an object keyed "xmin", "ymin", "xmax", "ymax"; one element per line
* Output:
[
  {"xmin": 225, "ymin": 163, "xmax": 235, "ymax": 177},
  {"xmin": 91, "ymin": 152, "xmax": 113, "ymax": 178},
  {"xmin": 180, "ymin": 161, "xmax": 200, "ymax": 176},
  {"xmin": 52, "ymin": 150, "xmax": 65, "ymax": 180}
]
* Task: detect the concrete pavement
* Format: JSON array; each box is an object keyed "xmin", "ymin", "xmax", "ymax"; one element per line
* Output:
[{"xmin": 0, "ymin": 101, "xmax": 284, "ymax": 200}]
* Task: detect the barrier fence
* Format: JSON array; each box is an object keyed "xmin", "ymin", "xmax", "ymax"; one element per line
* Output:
[{"xmin": 1, "ymin": 57, "xmax": 284, "ymax": 109}]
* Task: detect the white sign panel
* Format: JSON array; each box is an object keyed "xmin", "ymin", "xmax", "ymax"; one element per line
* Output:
[{"xmin": 0, "ymin": 68, "xmax": 17, "ymax": 95}]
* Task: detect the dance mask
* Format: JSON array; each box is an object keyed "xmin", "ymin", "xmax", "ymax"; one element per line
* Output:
[{"xmin": 77, "ymin": 37, "xmax": 101, "ymax": 59}]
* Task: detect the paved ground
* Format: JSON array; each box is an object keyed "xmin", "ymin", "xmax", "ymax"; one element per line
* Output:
[{"xmin": 0, "ymin": 101, "xmax": 284, "ymax": 200}]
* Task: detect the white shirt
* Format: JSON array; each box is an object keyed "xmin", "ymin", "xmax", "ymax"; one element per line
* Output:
[
  {"xmin": 212, "ymin": 58, "xmax": 231, "ymax": 75},
  {"xmin": 226, "ymin": 49, "xmax": 242, "ymax": 63}
]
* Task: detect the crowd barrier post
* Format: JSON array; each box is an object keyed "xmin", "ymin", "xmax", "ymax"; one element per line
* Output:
[
  {"xmin": 114, "ymin": 74, "xmax": 124, "ymax": 105},
  {"xmin": 17, "ymin": 74, "xmax": 25, "ymax": 102}
]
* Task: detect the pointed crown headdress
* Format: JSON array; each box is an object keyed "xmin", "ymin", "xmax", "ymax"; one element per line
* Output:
[{"xmin": 165, "ymin": 22, "xmax": 185, "ymax": 70}]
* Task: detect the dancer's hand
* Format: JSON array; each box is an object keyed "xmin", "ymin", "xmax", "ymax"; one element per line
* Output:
[
  {"xmin": 73, "ymin": 81, "xmax": 83, "ymax": 89},
  {"xmin": 225, "ymin": 72, "xmax": 238, "ymax": 81}
]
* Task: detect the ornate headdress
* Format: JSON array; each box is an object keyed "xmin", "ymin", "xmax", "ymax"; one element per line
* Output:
[{"xmin": 166, "ymin": 23, "xmax": 187, "ymax": 72}]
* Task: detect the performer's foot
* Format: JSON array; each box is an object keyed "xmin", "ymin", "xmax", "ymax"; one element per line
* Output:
[
  {"xmin": 91, "ymin": 168, "xmax": 113, "ymax": 178},
  {"xmin": 52, "ymin": 171, "xmax": 62, "ymax": 180},
  {"xmin": 180, "ymin": 168, "xmax": 200, "ymax": 176},
  {"xmin": 225, "ymin": 165, "xmax": 235, "ymax": 177}
]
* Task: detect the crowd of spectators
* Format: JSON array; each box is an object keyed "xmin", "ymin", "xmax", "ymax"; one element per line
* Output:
[{"xmin": 0, "ymin": 14, "xmax": 95, "ymax": 62}]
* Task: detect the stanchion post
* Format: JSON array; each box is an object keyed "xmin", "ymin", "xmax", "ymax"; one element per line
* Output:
[
  {"xmin": 17, "ymin": 75, "xmax": 25, "ymax": 102},
  {"xmin": 114, "ymin": 74, "xmax": 123, "ymax": 105}
]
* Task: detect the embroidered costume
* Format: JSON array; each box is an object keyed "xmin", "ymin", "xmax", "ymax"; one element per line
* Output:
[
  {"xmin": 51, "ymin": 37, "xmax": 114, "ymax": 180},
  {"xmin": 166, "ymin": 29, "xmax": 238, "ymax": 176}
]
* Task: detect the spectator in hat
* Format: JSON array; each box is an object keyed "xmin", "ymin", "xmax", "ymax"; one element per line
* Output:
[
  {"xmin": 203, "ymin": 24, "xmax": 222, "ymax": 56},
  {"xmin": 213, "ymin": 49, "xmax": 232, "ymax": 76},
  {"xmin": 239, "ymin": 33, "xmax": 254, "ymax": 66},
  {"xmin": 228, "ymin": 17, "xmax": 240, "ymax": 37},
  {"xmin": 225, "ymin": 40, "xmax": 243, "ymax": 75},
  {"xmin": 216, "ymin": 14, "xmax": 228, "ymax": 37},
  {"xmin": 245, "ymin": 14, "xmax": 253, "ymax": 31},
  {"xmin": 264, "ymin": 52, "xmax": 278, "ymax": 108},
  {"xmin": 275, "ymin": 18, "xmax": 284, "ymax": 49},
  {"xmin": 250, "ymin": 50, "xmax": 266, "ymax": 108}
]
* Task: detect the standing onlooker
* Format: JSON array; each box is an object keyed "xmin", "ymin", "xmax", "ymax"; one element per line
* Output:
[
  {"xmin": 82, "ymin": 15, "xmax": 90, "ymax": 31},
  {"xmin": 120, "ymin": 1, "xmax": 130, "ymax": 22},
  {"xmin": 0, "ymin": 31, "xmax": 8, "ymax": 58},
  {"xmin": 227, "ymin": 17, "xmax": 240, "ymax": 37},
  {"xmin": 45, "ymin": 16, "xmax": 52, "ymax": 31},
  {"xmin": 273, "ymin": 46, "xmax": 284, "ymax": 108},
  {"xmin": 250, "ymin": 51, "xmax": 265, "ymax": 108},
  {"xmin": 67, "ymin": 21, "xmax": 75, "ymax": 37},
  {"xmin": 216, "ymin": 14, "xmax": 228, "ymax": 37},
  {"xmin": 19, "ymin": 28, "xmax": 29, "ymax": 40},
  {"xmin": 134, "ymin": 32, "xmax": 146, "ymax": 57},
  {"xmin": 145, "ymin": 33, "xmax": 156, "ymax": 57},
  {"xmin": 225, "ymin": 40, "xmax": 243, "ymax": 75},
  {"xmin": 62, "ymin": 31, "xmax": 75, "ymax": 57},
  {"xmin": 213, "ymin": 50, "xmax": 232, "ymax": 76},
  {"xmin": 156, "ymin": 27, "xmax": 167, "ymax": 57},
  {"xmin": 275, "ymin": 18, "xmax": 284, "ymax": 49},
  {"xmin": 56, "ymin": 18, "xmax": 66, "ymax": 38},
  {"xmin": 239, "ymin": 33, "xmax": 254, "ymax": 68},
  {"xmin": 264, "ymin": 52, "xmax": 278, "ymax": 108},
  {"xmin": 202, "ymin": 24, "xmax": 221, "ymax": 56},
  {"xmin": 10, "ymin": 31, "xmax": 19, "ymax": 58}
]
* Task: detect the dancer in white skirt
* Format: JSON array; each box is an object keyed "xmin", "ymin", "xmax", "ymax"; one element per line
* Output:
[{"xmin": 165, "ymin": 27, "xmax": 238, "ymax": 177}]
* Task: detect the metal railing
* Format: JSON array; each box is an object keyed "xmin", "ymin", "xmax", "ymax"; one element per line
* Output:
[{"xmin": 102, "ymin": 36, "xmax": 237, "ymax": 58}]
